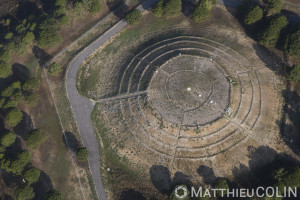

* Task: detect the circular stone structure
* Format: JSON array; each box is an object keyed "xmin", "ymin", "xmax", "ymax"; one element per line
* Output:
[
  {"xmin": 93, "ymin": 32, "xmax": 280, "ymax": 162},
  {"xmin": 148, "ymin": 55, "xmax": 230, "ymax": 126}
]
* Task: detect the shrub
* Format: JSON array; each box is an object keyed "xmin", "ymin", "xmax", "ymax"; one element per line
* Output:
[
  {"xmin": 0, "ymin": 62, "xmax": 12, "ymax": 78},
  {"xmin": 15, "ymin": 184, "xmax": 35, "ymax": 200},
  {"xmin": 244, "ymin": 6, "xmax": 263, "ymax": 25},
  {"xmin": 42, "ymin": 190, "xmax": 64, "ymax": 200},
  {"xmin": 6, "ymin": 108, "xmax": 23, "ymax": 127},
  {"xmin": 192, "ymin": 0, "xmax": 216, "ymax": 23},
  {"xmin": 258, "ymin": 15, "xmax": 288, "ymax": 46},
  {"xmin": 125, "ymin": 9, "xmax": 142, "ymax": 25},
  {"xmin": 23, "ymin": 167, "xmax": 41, "ymax": 184},
  {"xmin": 22, "ymin": 78, "xmax": 40, "ymax": 91},
  {"xmin": 57, "ymin": 15, "xmax": 70, "ymax": 26},
  {"xmin": 0, "ymin": 132, "xmax": 16, "ymax": 147},
  {"xmin": 285, "ymin": 30, "xmax": 300, "ymax": 58},
  {"xmin": 264, "ymin": 0, "xmax": 282, "ymax": 16},
  {"xmin": 76, "ymin": 147, "xmax": 89, "ymax": 162},
  {"xmin": 25, "ymin": 129, "xmax": 47, "ymax": 149},
  {"xmin": 25, "ymin": 92, "xmax": 39, "ymax": 106},
  {"xmin": 286, "ymin": 65, "xmax": 300, "ymax": 82},
  {"xmin": 22, "ymin": 32, "xmax": 35, "ymax": 44},
  {"xmin": 48, "ymin": 62, "xmax": 63, "ymax": 76}
]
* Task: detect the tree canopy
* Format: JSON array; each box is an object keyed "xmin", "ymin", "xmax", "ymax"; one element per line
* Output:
[
  {"xmin": 25, "ymin": 129, "xmax": 47, "ymax": 149},
  {"xmin": 37, "ymin": 18, "xmax": 62, "ymax": 48},
  {"xmin": 285, "ymin": 30, "xmax": 300, "ymax": 58},
  {"xmin": 244, "ymin": 6, "xmax": 263, "ymax": 25},
  {"xmin": 153, "ymin": 0, "xmax": 182, "ymax": 18},
  {"xmin": 48, "ymin": 62, "xmax": 63, "ymax": 76},
  {"xmin": 23, "ymin": 167, "xmax": 41, "ymax": 184},
  {"xmin": 125, "ymin": 9, "xmax": 142, "ymax": 25},
  {"xmin": 192, "ymin": 0, "xmax": 216, "ymax": 23},
  {"xmin": 264, "ymin": 0, "xmax": 282, "ymax": 16},
  {"xmin": 6, "ymin": 108, "xmax": 23, "ymax": 127},
  {"xmin": 0, "ymin": 151, "xmax": 32, "ymax": 175},
  {"xmin": 42, "ymin": 190, "xmax": 64, "ymax": 200},
  {"xmin": 15, "ymin": 184, "xmax": 35, "ymax": 200},
  {"xmin": 22, "ymin": 77, "xmax": 40, "ymax": 91},
  {"xmin": 258, "ymin": 15, "xmax": 288, "ymax": 46},
  {"xmin": 286, "ymin": 64, "xmax": 300, "ymax": 82},
  {"xmin": 0, "ymin": 132, "xmax": 16, "ymax": 147},
  {"xmin": 76, "ymin": 147, "xmax": 89, "ymax": 162},
  {"xmin": 214, "ymin": 179, "xmax": 229, "ymax": 196},
  {"xmin": 0, "ymin": 62, "xmax": 12, "ymax": 78}
]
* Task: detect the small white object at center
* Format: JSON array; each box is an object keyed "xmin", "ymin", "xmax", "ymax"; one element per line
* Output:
[{"xmin": 187, "ymin": 87, "xmax": 191, "ymax": 91}]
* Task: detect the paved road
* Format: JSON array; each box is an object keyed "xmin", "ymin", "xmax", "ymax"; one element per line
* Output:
[
  {"xmin": 66, "ymin": 1, "xmax": 159, "ymax": 200},
  {"xmin": 65, "ymin": 0, "xmax": 298, "ymax": 200}
]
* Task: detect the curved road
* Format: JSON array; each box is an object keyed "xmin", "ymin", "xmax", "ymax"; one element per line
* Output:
[
  {"xmin": 66, "ymin": 1, "xmax": 159, "ymax": 200},
  {"xmin": 65, "ymin": 0, "xmax": 299, "ymax": 200}
]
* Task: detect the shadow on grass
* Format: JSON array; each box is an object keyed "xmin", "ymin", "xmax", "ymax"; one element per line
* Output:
[{"xmin": 62, "ymin": 132, "xmax": 81, "ymax": 153}]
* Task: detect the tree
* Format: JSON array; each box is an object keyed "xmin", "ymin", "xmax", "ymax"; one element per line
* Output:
[
  {"xmin": 25, "ymin": 93, "xmax": 39, "ymax": 106},
  {"xmin": 2, "ymin": 90, "xmax": 24, "ymax": 109},
  {"xmin": 0, "ymin": 132, "xmax": 16, "ymax": 147},
  {"xmin": 0, "ymin": 62, "xmax": 12, "ymax": 78},
  {"xmin": 258, "ymin": 15, "xmax": 288, "ymax": 46},
  {"xmin": 22, "ymin": 77, "xmax": 40, "ymax": 91},
  {"xmin": 286, "ymin": 65, "xmax": 300, "ymax": 82},
  {"xmin": 42, "ymin": 190, "xmax": 64, "ymax": 200},
  {"xmin": 22, "ymin": 32, "xmax": 35, "ymax": 44},
  {"xmin": 244, "ymin": 6, "xmax": 263, "ymax": 25},
  {"xmin": 76, "ymin": 147, "xmax": 89, "ymax": 161},
  {"xmin": 163, "ymin": 0, "xmax": 182, "ymax": 18},
  {"xmin": 125, "ymin": 9, "xmax": 142, "ymax": 25},
  {"xmin": 214, "ymin": 179, "xmax": 229, "ymax": 197},
  {"xmin": 37, "ymin": 18, "xmax": 62, "ymax": 48},
  {"xmin": 274, "ymin": 167, "xmax": 300, "ymax": 195},
  {"xmin": 192, "ymin": 0, "xmax": 216, "ymax": 23},
  {"xmin": 48, "ymin": 62, "xmax": 63, "ymax": 76},
  {"xmin": 23, "ymin": 167, "xmax": 41, "ymax": 184},
  {"xmin": 6, "ymin": 108, "xmax": 23, "ymax": 127},
  {"xmin": 285, "ymin": 30, "xmax": 300, "ymax": 58},
  {"xmin": 1, "ymin": 81, "xmax": 21, "ymax": 97},
  {"xmin": 25, "ymin": 129, "xmax": 47, "ymax": 149},
  {"xmin": 1, "ymin": 151, "xmax": 32, "ymax": 174},
  {"xmin": 153, "ymin": 0, "xmax": 164, "ymax": 17},
  {"xmin": 90, "ymin": 0, "xmax": 103, "ymax": 14},
  {"xmin": 264, "ymin": 0, "xmax": 282, "ymax": 16},
  {"xmin": 15, "ymin": 184, "xmax": 35, "ymax": 200},
  {"xmin": 57, "ymin": 15, "xmax": 70, "ymax": 26}
]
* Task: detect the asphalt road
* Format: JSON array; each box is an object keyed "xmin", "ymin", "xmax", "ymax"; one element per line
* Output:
[
  {"xmin": 65, "ymin": 0, "xmax": 298, "ymax": 200},
  {"xmin": 66, "ymin": 1, "xmax": 159, "ymax": 200}
]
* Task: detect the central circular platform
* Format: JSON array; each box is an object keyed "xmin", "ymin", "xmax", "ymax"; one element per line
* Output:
[
  {"xmin": 166, "ymin": 70, "xmax": 212, "ymax": 111},
  {"xmin": 148, "ymin": 55, "xmax": 230, "ymax": 126}
]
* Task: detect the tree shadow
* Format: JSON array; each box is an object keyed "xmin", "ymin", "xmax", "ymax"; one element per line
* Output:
[
  {"xmin": 196, "ymin": 165, "xmax": 216, "ymax": 185},
  {"xmin": 16, "ymin": 1, "xmax": 41, "ymax": 21},
  {"xmin": 106, "ymin": 0, "xmax": 129, "ymax": 19},
  {"xmin": 32, "ymin": 170, "xmax": 53, "ymax": 200},
  {"xmin": 12, "ymin": 63, "xmax": 31, "ymax": 83},
  {"xmin": 149, "ymin": 165, "xmax": 172, "ymax": 194},
  {"xmin": 13, "ymin": 112, "xmax": 34, "ymax": 139},
  {"xmin": 119, "ymin": 189, "xmax": 146, "ymax": 200},
  {"xmin": 182, "ymin": 0, "xmax": 195, "ymax": 17},
  {"xmin": 252, "ymin": 43, "xmax": 285, "ymax": 76},
  {"xmin": 232, "ymin": 145, "xmax": 300, "ymax": 188},
  {"xmin": 280, "ymin": 90, "xmax": 300, "ymax": 155},
  {"xmin": 32, "ymin": 46, "xmax": 53, "ymax": 67},
  {"xmin": 62, "ymin": 132, "xmax": 81, "ymax": 153}
]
